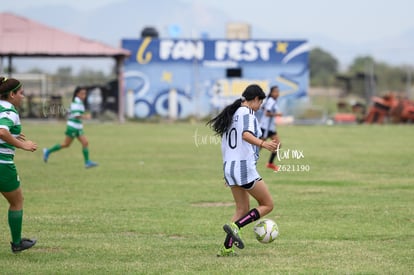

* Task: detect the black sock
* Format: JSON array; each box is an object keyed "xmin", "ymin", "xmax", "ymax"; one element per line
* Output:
[
  {"xmin": 269, "ymin": 152, "xmax": 276, "ymax": 164},
  {"xmin": 235, "ymin": 208, "xmax": 260, "ymax": 228},
  {"xmin": 224, "ymin": 234, "xmax": 233, "ymax": 249}
]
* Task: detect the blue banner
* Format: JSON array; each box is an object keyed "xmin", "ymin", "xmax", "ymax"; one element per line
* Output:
[{"xmin": 122, "ymin": 38, "xmax": 309, "ymax": 119}]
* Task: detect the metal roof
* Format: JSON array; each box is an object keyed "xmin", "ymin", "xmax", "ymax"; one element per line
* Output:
[{"xmin": 0, "ymin": 12, "xmax": 130, "ymax": 58}]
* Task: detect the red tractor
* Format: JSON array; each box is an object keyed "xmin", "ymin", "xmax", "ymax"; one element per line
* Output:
[{"xmin": 365, "ymin": 93, "xmax": 414, "ymax": 123}]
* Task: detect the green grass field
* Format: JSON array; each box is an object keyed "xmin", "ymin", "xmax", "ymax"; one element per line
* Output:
[{"xmin": 1, "ymin": 121, "xmax": 413, "ymax": 274}]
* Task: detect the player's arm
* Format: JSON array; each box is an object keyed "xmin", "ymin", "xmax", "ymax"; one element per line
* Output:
[
  {"xmin": 0, "ymin": 128, "xmax": 37, "ymax": 152},
  {"xmin": 265, "ymin": 110, "xmax": 282, "ymax": 117},
  {"xmin": 81, "ymin": 113, "xmax": 91, "ymax": 119},
  {"xmin": 72, "ymin": 111, "xmax": 91, "ymax": 120},
  {"xmin": 242, "ymin": 131, "xmax": 277, "ymax": 152},
  {"xmin": 16, "ymin": 132, "xmax": 26, "ymax": 141}
]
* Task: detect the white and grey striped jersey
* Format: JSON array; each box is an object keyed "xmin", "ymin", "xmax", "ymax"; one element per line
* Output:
[
  {"xmin": 259, "ymin": 97, "xmax": 278, "ymax": 135},
  {"xmin": 221, "ymin": 106, "xmax": 262, "ymax": 186}
]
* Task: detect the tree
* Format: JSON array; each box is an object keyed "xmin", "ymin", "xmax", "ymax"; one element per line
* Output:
[
  {"xmin": 76, "ymin": 68, "xmax": 109, "ymax": 86},
  {"xmin": 2, "ymin": 66, "xmax": 17, "ymax": 74},
  {"xmin": 348, "ymin": 56, "xmax": 409, "ymax": 95},
  {"xmin": 348, "ymin": 56, "xmax": 376, "ymax": 73},
  {"xmin": 27, "ymin": 67, "xmax": 45, "ymax": 74},
  {"xmin": 55, "ymin": 66, "xmax": 73, "ymax": 88},
  {"xmin": 309, "ymin": 47, "xmax": 339, "ymax": 86}
]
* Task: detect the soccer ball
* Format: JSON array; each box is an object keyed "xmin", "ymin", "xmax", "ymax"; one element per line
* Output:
[{"xmin": 253, "ymin": 219, "xmax": 279, "ymax": 243}]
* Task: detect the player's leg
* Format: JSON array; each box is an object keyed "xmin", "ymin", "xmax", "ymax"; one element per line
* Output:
[
  {"xmin": 78, "ymin": 135, "xmax": 98, "ymax": 168},
  {"xmin": 1, "ymin": 169, "xmax": 36, "ymax": 253},
  {"xmin": 266, "ymin": 132, "xmax": 280, "ymax": 171},
  {"xmin": 230, "ymin": 186, "xmax": 251, "ymax": 221},
  {"xmin": 232, "ymin": 180, "xmax": 272, "ymax": 229},
  {"xmin": 247, "ymin": 179, "xmax": 274, "ymax": 217},
  {"xmin": 218, "ymin": 186, "xmax": 249, "ymax": 255},
  {"xmin": 221, "ymin": 180, "xmax": 273, "ymax": 252},
  {"xmin": 61, "ymin": 135, "xmax": 75, "ymax": 148},
  {"xmin": 43, "ymin": 134, "xmax": 74, "ymax": 162},
  {"xmin": 222, "ymin": 180, "xmax": 273, "ymax": 249},
  {"xmin": 222, "ymin": 186, "xmax": 252, "ymax": 249},
  {"xmin": 2, "ymin": 187, "xmax": 23, "ymax": 244}
]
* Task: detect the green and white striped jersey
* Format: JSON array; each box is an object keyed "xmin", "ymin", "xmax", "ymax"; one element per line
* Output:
[
  {"xmin": 67, "ymin": 97, "xmax": 85, "ymax": 129},
  {"xmin": 0, "ymin": 100, "xmax": 21, "ymax": 163}
]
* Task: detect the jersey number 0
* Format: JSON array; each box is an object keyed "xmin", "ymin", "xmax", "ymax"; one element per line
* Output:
[{"xmin": 226, "ymin": 128, "xmax": 237, "ymax": 149}]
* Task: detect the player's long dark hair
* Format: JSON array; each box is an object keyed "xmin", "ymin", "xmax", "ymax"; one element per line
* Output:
[
  {"xmin": 207, "ymin": 84, "xmax": 265, "ymax": 136},
  {"xmin": 72, "ymin": 86, "xmax": 84, "ymax": 101}
]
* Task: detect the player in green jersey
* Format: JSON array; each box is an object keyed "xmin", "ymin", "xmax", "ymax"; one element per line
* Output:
[
  {"xmin": 43, "ymin": 87, "xmax": 98, "ymax": 168},
  {"xmin": 0, "ymin": 76, "xmax": 37, "ymax": 253}
]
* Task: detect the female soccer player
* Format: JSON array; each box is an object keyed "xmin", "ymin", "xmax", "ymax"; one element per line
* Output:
[
  {"xmin": 43, "ymin": 87, "xmax": 98, "ymax": 168},
  {"xmin": 207, "ymin": 84, "xmax": 278, "ymax": 256},
  {"xmin": 259, "ymin": 86, "xmax": 282, "ymax": 171},
  {"xmin": 0, "ymin": 76, "xmax": 37, "ymax": 253}
]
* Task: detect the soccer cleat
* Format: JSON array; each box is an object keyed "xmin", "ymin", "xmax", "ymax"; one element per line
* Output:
[
  {"xmin": 216, "ymin": 245, "xmax": 237, "ymax": 257},
  {"xmin": 43, "ymin": 148, "xmax": 49, "ymax": 163},
  {"xmin": 85, "ymin": 160, "xmax": 98, "ymax": 169},
  {"xmin": 266, "ymin": 163, "xmax": 279, "ymax": 172},
  {"xmin": 11, "ymin": 238, "xmax": 36, "ymax": 253},
  {"xmin": 223, "ymin": 223, "xmax": 244, "ymax": 249}
]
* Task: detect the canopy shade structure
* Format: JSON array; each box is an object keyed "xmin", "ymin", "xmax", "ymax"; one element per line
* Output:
[{"xmin": 0, "ymin": 12, "xmax": 130, "ymax": 122}]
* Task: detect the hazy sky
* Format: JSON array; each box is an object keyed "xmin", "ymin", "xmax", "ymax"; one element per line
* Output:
[
  {"xmin": 2, "ymin": 0, "xmax": 413, "ymax": 44},
  {"xmin": 191, "ymin": 0, "xmax": 414, "ymax": 43},
  {"xmin": 1, "ymin": 0, "xmax": 413, "ymax": 72}
]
